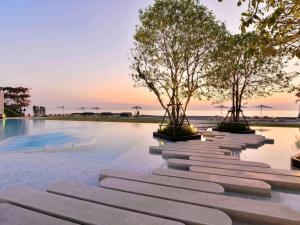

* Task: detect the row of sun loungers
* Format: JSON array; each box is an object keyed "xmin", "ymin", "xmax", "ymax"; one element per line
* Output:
[{"xmin": 0, "ymin": 130, "xmax": 298, "ymax": 225}]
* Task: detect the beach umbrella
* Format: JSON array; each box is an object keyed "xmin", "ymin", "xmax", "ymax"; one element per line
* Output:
[
  {"xmin": 131, "ymin": 106, "xmax": 142, "ymax": 110},
  {"xmin": 78, "ymin": 107, "xmax": 86, "ymax": 113},
  {"xmin": 57, "ymin": 106, "xmax": 65, "ymax": 115},
  {"xmin": 214, "ymin": 105, "xmax": 228, "ymax": 116},
  {"xmin": 90, "ymin": 106, "xmax": 102, "ymax": 112},
  {"xmin": 132, "ymin": 105, "xmax": 142, "ymax": 116},
  {"xmin": 254, "ymin": 104, "xmax": 272, "ymax": 117}
]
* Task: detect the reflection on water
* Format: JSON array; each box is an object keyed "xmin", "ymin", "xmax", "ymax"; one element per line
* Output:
[
  {"xmin": 294, "ymin": 128, "xmax": 300, "ymax": 149},
  {"xmin": 0, "ymin": 119, "xmax": 164, "ymax": 190},
  {"xmin": 0, "ymin": 119, "xmax": 30, "ymax": 140},
  {"xmin": 255, "ymin": 127, "xmax": 270, "ymax": 133},
  {"xmin": 240, "ymin": 126, "xmax": 300, "ymax": 170}
]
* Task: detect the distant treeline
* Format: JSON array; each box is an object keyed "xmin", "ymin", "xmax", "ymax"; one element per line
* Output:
[{"xmin": 0, "ymin": 87, "xmax": 31, "ymax": 117}]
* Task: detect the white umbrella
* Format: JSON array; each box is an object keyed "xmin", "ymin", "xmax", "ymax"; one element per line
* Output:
[
  {"xmin": 56, "ymin": 106, "xmax": 65, "ymax": 115},
  {"xmin": 132, "ymin": 105, "xmax": 142, "ymax": 116},
  {"xmin": 253, "ymin": 105, "xmax": 272, "ymax": 117},
  {"xmin": 131, "ymin": 106, "xmax": 142, "ymax": 110},
  {"xmin": 214, "ymin": 105, "xmax": 228, "ymax": 116},
  {"xmin": 90, "ymin": 106, "xmax": 102, "ymax": 113},
  {"xmin": 78, "ymin": 107, "xmax": 86, "ymax": 113}
]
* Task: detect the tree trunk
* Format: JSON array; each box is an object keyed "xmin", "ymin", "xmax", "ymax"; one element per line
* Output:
[
  {"xmin": 235, "ymin": 80, "xmax": 239, "ymax": 122},
  {"xmin": 232, "ymin": 84, "xmax": 236, "ymax": 121}
]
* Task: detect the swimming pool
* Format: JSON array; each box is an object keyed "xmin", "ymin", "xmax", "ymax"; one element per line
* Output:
[
  {"xmin": 242, "ymin": 126, "xmax": 300, "ymax": 170},
  {"xmin": 0, "ymin": 119, "xmax": 299, "ymax": 186},
  {"xmin": 0, "ymin": 119, "xmax": 300, "ymax": 213},
  {"xmin": 0, "ymin": 119, "xmax": 165, "ymax": 190}
]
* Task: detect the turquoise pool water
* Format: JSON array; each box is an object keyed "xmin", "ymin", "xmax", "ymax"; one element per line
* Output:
[
  {"xmin": 0, "ymin": 119, "xmax": 88, "ymax": 152},
  {"xmin": 0, "ymin": 119, "xmax": 165, "ymax": 190}
]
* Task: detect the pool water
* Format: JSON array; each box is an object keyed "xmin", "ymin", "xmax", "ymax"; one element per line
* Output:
[
  {"xmin": 241, "ymin": 126, "xmax": 300, "ymax": 170},
  {"xmin": 0, "ymin": 119, "xmax": 165, "ymax": 190},
  {"xmin": 0, "ymin": 119, "xmax": 300, "ymax": 214}
]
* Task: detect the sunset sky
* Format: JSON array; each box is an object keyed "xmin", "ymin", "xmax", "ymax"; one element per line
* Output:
[{"xmin": 1, "ymin": 0, "xmax": 299, "ymax": 112}]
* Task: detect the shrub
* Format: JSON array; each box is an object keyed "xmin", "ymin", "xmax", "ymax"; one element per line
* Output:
[
  {"xmin": 218, "ymin": 122, "xmax": 249, "ymax": 132},
  {"xmin": 157, "ymin": 125, "xmax": 197, "ymax": 137}
]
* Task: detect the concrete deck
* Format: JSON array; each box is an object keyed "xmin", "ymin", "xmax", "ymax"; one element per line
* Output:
[
  {"xmin": 166, "ymin": 142, "xmax": 244, "ymax": 150},
  {"xmin": 205, "ymin": 139, "xmax": 261, "ymax": 148},
  {"xmin": 167, "ymin": 159, "xmax": 271, "ymax": 171},
  {"xmin": 188, "ymin": 156, "xmax": 270, "ymax": 167},
  {"xmin": 0, "ymin": 186, "xmax": 184, "ymax": 225},
  {"xmin": 100, "ymin": 178, "xmax": 300, "ymax": 225},
  {"xmin": 0, "ymin": 203, "xmax": 77, "ymax": 225},
  {"xmin": 168, "ymin": 158, "xmax": 300, "ymax": 177},
  {"xmin": 162, "ymin": 150, "xmax": 238, "ymax": 160},
  {"xmin": 152, "ymin": 168, "xmax": 271, "ymax": 196},
  {"xmin": 150, "ymin": 146, "xmax": 232, "ymax": 155},
  {"xmin": 99, "ymin": 169, "xmax": 224, "ymax": 194},
  {"xmin": 190, "ymin": 166, "xmax": 300, "ymax": 191},
  {"xmin": 48, "ymin": 181, "xmax": 232, "ymax": 225}
]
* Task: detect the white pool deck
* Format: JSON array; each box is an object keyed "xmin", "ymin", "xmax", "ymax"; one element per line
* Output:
[{"xmin": 1, "ymin": 131, "xmax": 300, "ymax": 225}]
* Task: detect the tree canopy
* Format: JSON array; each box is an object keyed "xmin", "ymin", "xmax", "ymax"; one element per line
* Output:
[
  {"xmin": 131, "ymin": 0, "xmax": 227, "ymax": 128},
  {"xmin": 208, "ymin": 32, "xmax": 298, "ymax": 121},
  {"xmin": 219, "ymin": 0, "xmax": 300, "ymax": 58},
  {"xmin": 0, "ymin": 87, "xmax": 31, "ymax": 116}
]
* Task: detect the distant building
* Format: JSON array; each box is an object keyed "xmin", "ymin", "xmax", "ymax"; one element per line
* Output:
[
  {"xmin": 33, "ymin": 106, "xmax": 46, "ymax": 117},
  {"xmin": 0, "ymin": 91, "xmax": 4, "ymax": 118}
]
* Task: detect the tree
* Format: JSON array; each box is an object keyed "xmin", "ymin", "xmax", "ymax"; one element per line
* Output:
[
  {"xmin": 131, "ymin": 0, "xmax": 227, "ymax": 134},
  {"xmin": 219, "ymin": 0, "xmax": 300, "ymax": 58},
  {"xmin": 0, "ymin": 87, "xmax": 31, "ymax": 117},
  {"xmin": 208, "ymin": 32, "xmax": 298, "ymax": 122}
]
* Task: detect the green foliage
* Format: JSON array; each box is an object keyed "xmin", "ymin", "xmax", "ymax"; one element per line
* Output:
[
  {"xmin": 218, "ymin": 121, "xmax": 250, "ymax": 132},
  {"xmin": 295, "ymin": 87, "xmax": 300, "ymax": 103},
  {"xmin": 157, "ymin": 125, "xmax": 197, "ymax": 137},
  {"xmin": 207, "ymin": 32, "xmax": 298, "ymax": 121},
  {"xmin": 131, "ymin": 0, "xmax": 228, "ymax": 127},
  {"xmin": 4, "ymin": 107, "xmax": 21, "ymax": 117},
  {"xmin": 219, "ymin": 0, "xmax": 300, "ymax": 58},
  {"xmin": 0, "ymin": 87, "xmax": 31, "ymax": 116}
]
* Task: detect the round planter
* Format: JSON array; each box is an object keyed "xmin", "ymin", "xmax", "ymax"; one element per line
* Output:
[
  {"xmin": 153, "ymin": 132, "xmax": 201, "ymax": 142},
  {"xmin": 291, "ymin": 153, "xmax": 300, "ymax": 169},
  {"xmin": 212, "ymin": 127, "xmax": 255, "ymax": 134}
]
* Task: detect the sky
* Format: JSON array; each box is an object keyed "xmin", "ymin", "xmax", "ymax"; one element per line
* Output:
[{"xmin": 0, "ymin": 0, "xmax": 299, "ymax": 112}]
